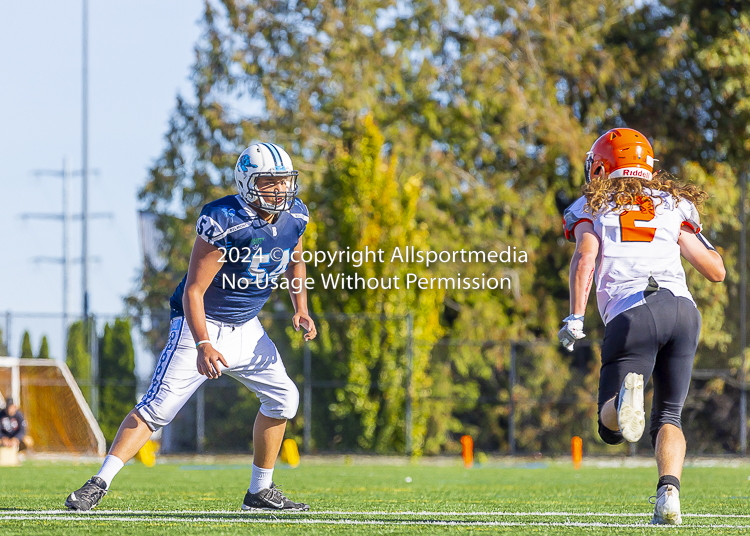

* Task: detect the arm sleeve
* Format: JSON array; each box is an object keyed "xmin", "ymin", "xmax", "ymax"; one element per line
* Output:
[
  {"xmin": 562, "ymin": 197, "xmax": 592, "ymax": 242},
  {"xmin": 678, "ymin": 199, "xmax": 702, "ymax": 234},
  {"xmin": 696, "ymin": 232, "xmax": 717, "ymax": 252}
]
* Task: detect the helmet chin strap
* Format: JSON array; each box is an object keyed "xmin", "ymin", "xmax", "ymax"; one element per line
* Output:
[
  {"xmin": 246, "ymin": 199, "xmax": 280, "ymax": 223},
  {"xmin": 249, "ymin": 198, "xmax": 282, "ymax": 215}
]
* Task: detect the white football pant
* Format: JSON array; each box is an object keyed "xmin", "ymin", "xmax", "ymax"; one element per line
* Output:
[{"xmin": 136, "ymin": 316, "xmax": 299, "ymax": 430}]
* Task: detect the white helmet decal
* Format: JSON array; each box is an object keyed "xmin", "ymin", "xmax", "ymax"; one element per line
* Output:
[{"xmin": 234, "ymin": 143, "xmax": 299, "ymax": 213}]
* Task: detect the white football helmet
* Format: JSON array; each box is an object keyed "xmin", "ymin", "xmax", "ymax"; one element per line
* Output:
[{"xmin": 234, "ymin": 143, "xmax": 299, "ymax": 213}]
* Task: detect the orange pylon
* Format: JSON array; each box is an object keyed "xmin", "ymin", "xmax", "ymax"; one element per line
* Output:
[
  {"xmin": 461, "ymin": 435, "xmax": 474, "ymax": 468},
  {"xmin": 571, "ymin": 436, "xmax": 582, "ymax": 469}
]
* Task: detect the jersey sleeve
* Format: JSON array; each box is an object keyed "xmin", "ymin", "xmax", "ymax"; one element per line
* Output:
[
  {"xmin": 677, "ymin": 198, "xmax": 702, "ymax": 234},
  {"xmin": 562, "ymin": 197, "xmax": 592, "ymax": 242},
  {"xmin": 290, "ymin": 199, "xmax": 310, "ymax": 238},
  {"xmin": 196, "ymin": 204, "xmax": 232, "ymax": 249}
]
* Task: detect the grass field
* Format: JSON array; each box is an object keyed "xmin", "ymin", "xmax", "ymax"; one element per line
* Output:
[{"xmin": 1, "ymin": 456, "xmax": 749, "ymax": 534}]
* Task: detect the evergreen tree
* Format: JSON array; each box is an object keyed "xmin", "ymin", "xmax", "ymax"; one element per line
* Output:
[
  {"xmin": 0, "ymin": 327, "xmax": 9, "ymax": 356},
  {"xmin": 302, "ymin": 115, "xmax": 444, "ymax": 452},
  {"xmin": 20, "ymin": 331, "xmax": 33, "ymax": 358},
  {"xmin": 37, "ymin": 335, "xmax": 50, "ymax": 359},
  {"xmin": 66, "ymin": 321, "xmax": 91, "ymax": 402},
  {"xmin": 98, "ymin": 318, "xmax": 135, "ymax": 443}
]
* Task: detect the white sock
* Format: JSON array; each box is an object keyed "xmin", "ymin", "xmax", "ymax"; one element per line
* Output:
[
  {"xmin": 248, "ymin": 464, "xmax": 274, "ymax": 493},
  {"xmin": 96, "ymin": 455, "xmax": 125, "ymax": 489}
]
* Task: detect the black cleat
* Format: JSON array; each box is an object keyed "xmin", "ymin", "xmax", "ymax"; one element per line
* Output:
[
  {"xmin": 65, "ymin": 476, "xmax": 108, "ymax": 511},
  {"xmin": 241, "ymin": 482, "xmax": 309, "ymax": 511}
]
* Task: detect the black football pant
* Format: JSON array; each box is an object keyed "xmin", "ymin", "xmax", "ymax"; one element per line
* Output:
[{"xmin": 597, "ymin": 289, "xmax": 701, "ymax": 447}]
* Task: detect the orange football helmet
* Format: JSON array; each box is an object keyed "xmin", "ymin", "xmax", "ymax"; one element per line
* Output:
[{"xmin": 584, "ymin": 128, "xmax": 655, "ymax": 183}]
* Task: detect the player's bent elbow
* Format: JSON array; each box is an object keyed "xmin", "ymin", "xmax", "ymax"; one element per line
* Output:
[
  {"xmin": 708, "ymin": 264, "xmax": 726, "ymax": 283},
  {"xmin": 706, "ymin": 254, "xmax": 726, "ymax": 282}
]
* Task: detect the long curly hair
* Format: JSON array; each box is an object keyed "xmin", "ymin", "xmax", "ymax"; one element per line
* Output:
[{"xmin": 582, "ymin": 170, "xmax": 708, "ymax": 215}]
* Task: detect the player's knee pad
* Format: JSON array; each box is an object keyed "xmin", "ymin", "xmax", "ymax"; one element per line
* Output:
[
  {"xmin": 598, "ymin": 420, "xmax": 624, "ymax": 445},
  {"xmin": 260, "ymin": 379, "xmax": 299, "ymax": 420}
]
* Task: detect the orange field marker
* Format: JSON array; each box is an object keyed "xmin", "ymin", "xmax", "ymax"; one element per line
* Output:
[
  {"xmin": 461, "ymin": 435, "xmax": 473, "ymax": 468},
  {"xmin": 571, "ymin": 436, "xmax": 582, "ymax": 469}
]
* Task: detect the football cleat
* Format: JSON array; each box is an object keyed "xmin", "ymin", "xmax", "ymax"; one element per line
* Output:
[
  {"xmin": 64, "ymin": 476, "xmax": 107, "ymax": 511},
  {"xmin": 617, "ymin": 372, "xmax": 645, "ymax": 443},
  {"xmin": 241, "ymin": 482, "xmax": 309, "ymax": 512},
  {"xmin": 650, "ymin": 485, "xmax": 682, "ymax": 525}
]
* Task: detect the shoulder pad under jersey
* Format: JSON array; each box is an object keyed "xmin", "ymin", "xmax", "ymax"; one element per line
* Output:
[{"xmin": 563, "ymin": 196, "xmax": 592, "ymax": 242}]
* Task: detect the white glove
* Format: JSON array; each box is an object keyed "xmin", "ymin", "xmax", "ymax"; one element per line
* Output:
[{"xmin": 558, "ymin": 314, "xmax": 585, "ymax": 351}]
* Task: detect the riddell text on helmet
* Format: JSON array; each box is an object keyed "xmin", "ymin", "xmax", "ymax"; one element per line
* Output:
[{"xmin": 617, "ymin": 168, "xmax": 651, "ymax": 179}]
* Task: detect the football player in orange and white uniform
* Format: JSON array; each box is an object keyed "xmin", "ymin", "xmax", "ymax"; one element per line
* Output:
[{"xmin": 560, "ymin": 128, "xmax": 725, "ymax": 525}]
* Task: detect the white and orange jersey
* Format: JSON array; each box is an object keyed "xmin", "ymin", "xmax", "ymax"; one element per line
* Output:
[{"xmin": 563, "ymin": 190, "xmax": 701, "ymax": 325}]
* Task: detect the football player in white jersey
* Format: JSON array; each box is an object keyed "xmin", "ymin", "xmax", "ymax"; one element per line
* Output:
[
  {"xmin": 560, "ymin": 128, "xmax": 725, "ymax": 525},
  {"xmin": 66, "ymin": 143, "xmax": 317, "ymax": 512}
]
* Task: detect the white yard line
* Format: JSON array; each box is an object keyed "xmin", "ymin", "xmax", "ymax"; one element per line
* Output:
[
  {"xmin": 4, "ymin": 509, "xmax": 750, "ymax": 519},
  {"xmin": 0, "ymin": 515, "xmax": 749, "ymax": 529}
]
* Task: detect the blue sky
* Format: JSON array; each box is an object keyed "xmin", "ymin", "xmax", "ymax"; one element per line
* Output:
[{"xmin": 0, "ymin": 1, "xmax": 205, "ymax": 366}]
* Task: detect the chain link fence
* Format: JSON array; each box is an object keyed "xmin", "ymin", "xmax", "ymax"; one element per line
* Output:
[
  {"xmin": 155, "ymin": 314, "xmax": 747, "ymax": 456},
  {"xmin": 2, "ymin": 310, "xmax": 746, "ymax": 456}
]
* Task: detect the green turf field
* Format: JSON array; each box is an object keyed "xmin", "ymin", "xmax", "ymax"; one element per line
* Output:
[{"xmin": 1, "ymin": 457, "xmax": 749, "ymax": 534}]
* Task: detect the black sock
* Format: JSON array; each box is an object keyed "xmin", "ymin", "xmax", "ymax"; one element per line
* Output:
[{"xmin": 657, "ymin": 475, "xmax": 680, "ymax": 493}]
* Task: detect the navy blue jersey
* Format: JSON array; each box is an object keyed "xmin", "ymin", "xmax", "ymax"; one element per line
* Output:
[{"xmin": 170, "ymin": 195, "xmax": 309, "ymax": 324}]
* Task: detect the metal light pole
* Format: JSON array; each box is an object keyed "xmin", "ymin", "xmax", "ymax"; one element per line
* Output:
[
  {"xmin": 81, "ymin": 0, "xmax": 97, "ymax": 417},
  {"xmin": 741, "ymin": 172, "xmax": 747, "ymax": 455},
  {"xmin": 405, "ymin": 313, "xmax": 414, "ymax": 456},
  {"xmin": 509, "ymin": 342, "xmax": 516, "ymax": 455},
  {"xmin": 304, "ymin": 344, "xmax": 312, "ymax": 454},
  {"xmin": 196, "ymin": 385, "xmax": 205, "ymax": 453},
  {"xmin": 81, "ymin": 0, "xmax": 89, "ymax": 323},
  {"xmin": 23, "ymin": 160, "xmax": 74, "ymax": 357},
  {"xmin": 63, "ymin": 159, "xmax": 70, "ymax": 348},
  {"xmin": 23, "ymin": 161, "xmax": 109, "ymax": 360}
]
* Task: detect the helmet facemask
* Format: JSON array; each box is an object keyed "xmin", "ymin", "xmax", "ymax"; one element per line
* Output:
[
  {"xmin": 584, "ymin": 152, "xmax": 594, "ymax": 183},
  {"xmin": 242, "ymin": 171, "xmax": 299, "ymax": 214},
  {"xmin": 584, "ymin": 151, "xmax": 606, "ymax": 183}
]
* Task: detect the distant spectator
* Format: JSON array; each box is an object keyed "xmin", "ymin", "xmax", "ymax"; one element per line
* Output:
[{"xmin": 0, "ymin": 398, "xmax": 31, "ymax": 451}]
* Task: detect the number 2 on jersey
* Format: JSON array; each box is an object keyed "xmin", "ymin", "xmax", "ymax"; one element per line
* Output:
[{"xmin": 619, "ymin": 196, "xmax": 657, "ymax": 242}]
